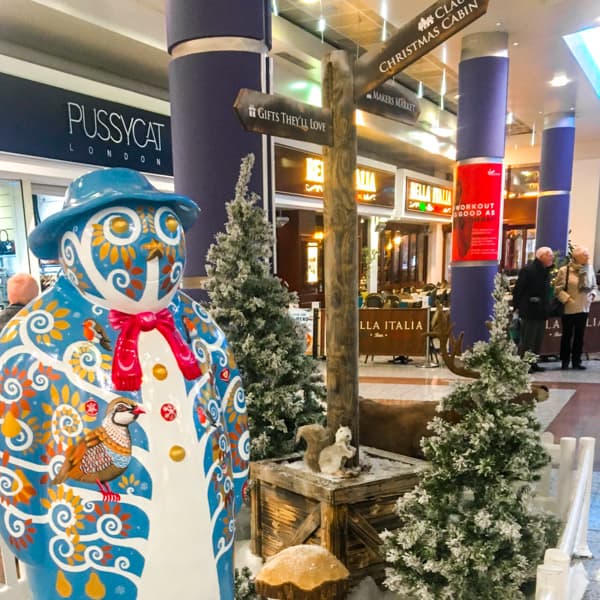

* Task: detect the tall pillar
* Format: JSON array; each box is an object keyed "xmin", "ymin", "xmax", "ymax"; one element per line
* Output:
[
  {"xmin": 166, "ymin": 1, "xmax": 271, "ymax": 297},
  {"xmin": 536, "ymin": 112, "xmax": 575, "ymax": 257},
  {"xmin": 450, "ymin": 32, "xmax": 508, "ymax": 347}
]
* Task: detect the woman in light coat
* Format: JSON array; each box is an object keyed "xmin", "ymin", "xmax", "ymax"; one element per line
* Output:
[{"xmin": 554, "ymin": 246, "xmax": 598, "ymax": 369}]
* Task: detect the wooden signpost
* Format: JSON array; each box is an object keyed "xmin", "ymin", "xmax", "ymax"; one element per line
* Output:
[{"xmin": 235, "ymin": 0, "xmax": 490, "ymax": 465}]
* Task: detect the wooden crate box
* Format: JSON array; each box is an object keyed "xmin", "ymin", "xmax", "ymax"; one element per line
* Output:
[{"xmin": 250, "ymin": 447, "xmax": 426, "ymax": 583}]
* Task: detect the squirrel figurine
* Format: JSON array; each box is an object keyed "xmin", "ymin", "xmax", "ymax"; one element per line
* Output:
[{"xmin": 296, "ymin": 424, "xmax": 356, "ymax": 475}]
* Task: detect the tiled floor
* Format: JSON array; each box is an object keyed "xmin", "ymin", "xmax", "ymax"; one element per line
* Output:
[{"xmin": 353, "ymin": 354, "xmax": 600, "ymax": 598}]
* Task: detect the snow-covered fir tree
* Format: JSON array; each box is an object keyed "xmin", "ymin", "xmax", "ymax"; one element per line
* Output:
[
  {"xmin": 381, "ymin": 274, "xmax": 559, "ymax": 599},
  {"xmin": 205, "ymin": 153, "xmax": 325, "ymax": 460}
]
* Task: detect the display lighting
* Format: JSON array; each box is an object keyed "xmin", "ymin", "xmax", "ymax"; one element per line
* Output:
[{"xmin": 564, "ymin": 26, "xmax": 600, "ymax": 97}]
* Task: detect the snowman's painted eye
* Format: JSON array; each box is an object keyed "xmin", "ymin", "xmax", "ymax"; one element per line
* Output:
[
  {"xmin": 165, "ymin": 215, "xmax": 179, "ymax": 233},
  {"xmin": 110, "ymin": 217, "xmax": 130, "ymax": 235}
]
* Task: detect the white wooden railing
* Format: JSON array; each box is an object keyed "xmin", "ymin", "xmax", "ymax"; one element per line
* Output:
[
  {"xmin": 535, "ymin": 434, "xmax": 595, "ymax": 600},
  {"xmin": 0, "ymin": 536, "xmax": 29, "ymax": 599}
]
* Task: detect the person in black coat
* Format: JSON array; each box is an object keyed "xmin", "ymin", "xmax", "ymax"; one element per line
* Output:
[
  {"xmin": 0, "ymin": 273, "xmax": 39, "ymax": 331},
  {"xmin": 512, "ymin": 246, "xmax": 554, "ymax": 372}
]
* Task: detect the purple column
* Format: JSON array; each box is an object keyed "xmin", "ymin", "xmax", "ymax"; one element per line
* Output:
[
  {"xmin": 450, "ymin": 32, "xmax": 508, "ymax": 347},
  {"xmin": 536, "ymin": 112, "xmax": 575, "ymax": 257},
  {"xmin": 166, "ymin": 1, "xmax": 271, "ymax": 297}
]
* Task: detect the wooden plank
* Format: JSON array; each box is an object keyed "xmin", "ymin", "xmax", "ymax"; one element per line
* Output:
[
  {"xmin": 321, "ymin": 502, "xmax": 347, "ymax": 562},
  {"xmin": 347, "ymin": 508, "xmax": 383, "ymax": 556},
  {"xmin": 288, "ymin": 504, "xmax": 322, "ymax": 546}
]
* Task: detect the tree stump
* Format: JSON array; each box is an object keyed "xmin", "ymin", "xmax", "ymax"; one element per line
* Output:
[{"xmin": 255, "ymin": 545, "xmax": 350, "ymax": 599}]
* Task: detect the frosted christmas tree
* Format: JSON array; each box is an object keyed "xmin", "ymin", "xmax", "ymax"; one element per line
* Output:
[
  {"xmin": 205, "ymin": 153, "xmax": 325, "ymax": 460},
  {"xmin": 381, "ymin": 274, "xmax": 559, "ymax": 599}
]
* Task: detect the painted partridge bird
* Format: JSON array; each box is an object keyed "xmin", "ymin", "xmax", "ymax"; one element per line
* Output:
[{"xmin": 51, "ymin": 397, "xmax": 145, "ymax": 502}]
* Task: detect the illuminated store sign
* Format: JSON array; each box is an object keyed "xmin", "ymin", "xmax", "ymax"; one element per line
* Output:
[
  {"xmin": 405, "ymin": 177, "xmax": 453, "ymax": 216},
  {"xmin": 305, "ymin": 157, "xmax": 377, "ymax": 201},
  {"xmin": 275, "ymin": 146, "xmax": 394, "ymax": 208}
]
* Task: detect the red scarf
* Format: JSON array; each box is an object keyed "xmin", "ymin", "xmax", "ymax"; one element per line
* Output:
[{"xmin": 109, "ymin": 309, "xmax": 201, "ymax": 391}]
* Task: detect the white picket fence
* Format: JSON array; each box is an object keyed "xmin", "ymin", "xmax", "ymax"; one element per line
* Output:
[
  {"xmin": 0, "ymin": 536, "xmax": 28, "ymax": 599},
  {"xmin": 535, "ymin": 433, "xmax": 596, "ymax": 600}
]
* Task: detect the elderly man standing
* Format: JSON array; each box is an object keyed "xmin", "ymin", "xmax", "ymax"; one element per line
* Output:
[
  {"xmin": 0, "ymin": 273, "xmax": 39, "ymax": 330},
  {"xmin": 512, "ymin": 246, "xmax": 555, "ymax": 372}
]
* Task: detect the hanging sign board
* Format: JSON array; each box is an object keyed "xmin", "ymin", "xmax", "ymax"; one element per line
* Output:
[
  {"xmin": 405, "ymin": 177, "xmax": 453, "ymax": 216},
  {"xmin": 234, "ymin": 88, "xmax": 333, "ymax": 146},
  {"xmin": 356, "ymin": 81, "xmax": 420, "ymax": 124},
  {"xmin": 354, "ymin": 0, "xmax": 490, "ymax": 98},
  {"xmin": 452, "ymin": 162, "xmax": 503, "ymax": 262}
]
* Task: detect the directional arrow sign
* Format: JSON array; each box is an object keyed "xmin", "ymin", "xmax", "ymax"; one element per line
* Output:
[
  {"xmin": 357, "ymin": 80, "xmax": 421, "ymax": 125},
  {"xmin": 354, "ymin": 0, "xmax": 489, "ymax": 99},
  {"xmin": 234, "ymin": 88, "xmax": 333, "ymax": 146}
]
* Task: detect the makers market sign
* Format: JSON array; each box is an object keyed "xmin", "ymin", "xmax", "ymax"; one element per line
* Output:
[{"xmin": 0, "ymin": 72, "xmax": 172, "ymax": 175}]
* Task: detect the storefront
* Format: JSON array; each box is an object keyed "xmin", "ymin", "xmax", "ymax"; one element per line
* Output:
[
  {"xmin": 273, "ymin": 141, "xmax": 396, "ymax": 306},
  {"xmin": 501, "ymin": 165, "xmax": 539, "ymax": 274},
  {"xmin": 0, "ymin": 56, "xmax": 173, "ymax": 297},
  {"xmin": 380, "ymin": 169, "xmax": 453, "ymax": 290}
]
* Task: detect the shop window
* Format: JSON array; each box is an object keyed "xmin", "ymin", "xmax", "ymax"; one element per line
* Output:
[
  {"xmin": 33, "ymin": 188, "xmax": 67, "ymax": 290},
  {"xmin": 501, "ymin": 226, "xmax": 536, "ymax": 274},
  {"xmin": 378, "ymin": 223, "xmax": 428, "ymax": 290}
]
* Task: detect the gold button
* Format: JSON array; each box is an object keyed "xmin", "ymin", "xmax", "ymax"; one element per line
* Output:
[
  {"xmin": 153, "ymin": 364, "xmax": 168, "ymax": 380},
  {"xmin": 169, "ymin": 445, "xmax": 186, "ymax": 462}
]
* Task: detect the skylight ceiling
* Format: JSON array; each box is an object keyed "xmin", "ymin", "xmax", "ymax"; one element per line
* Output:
[{"xmin": 564, "ymin": 26, "xmax": 600, "ymax": 97}]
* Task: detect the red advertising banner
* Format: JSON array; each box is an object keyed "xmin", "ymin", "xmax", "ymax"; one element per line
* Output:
[{"xmin": 452, "ymin": 162, "xmax": 503, "ymax": 262}]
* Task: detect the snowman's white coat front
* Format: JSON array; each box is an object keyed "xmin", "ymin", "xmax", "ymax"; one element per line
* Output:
[{"xmin": 134, "ymin": 330, "xmax": 219, "ymax": 599}]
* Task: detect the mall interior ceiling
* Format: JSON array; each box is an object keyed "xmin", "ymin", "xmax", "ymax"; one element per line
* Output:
[{"xmin": 0, "ymin": 0, "xmax": 599, "ymax": 176}]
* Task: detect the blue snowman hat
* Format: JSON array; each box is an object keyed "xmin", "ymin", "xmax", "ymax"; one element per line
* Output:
[{"xmin": 29, "ymin": 167, "xmax": 200, "ymax": 260}]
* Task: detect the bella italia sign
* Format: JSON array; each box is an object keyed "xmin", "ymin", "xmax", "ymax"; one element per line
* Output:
[
  {"xmin": 354, "ymin": 0, "xmax": 489, "ymax": 98},
  {"xmin": 234, "ymin": 88, "xmax": 333, "ymax": 146}
]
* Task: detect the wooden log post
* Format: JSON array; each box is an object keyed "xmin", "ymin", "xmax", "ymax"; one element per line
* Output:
[{"xmin": 322, "ymin": 50, "xmax": 359, "ymax": 465}]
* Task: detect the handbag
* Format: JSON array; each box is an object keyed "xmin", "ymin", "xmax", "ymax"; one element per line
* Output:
[
  {"xmin": 549, "ymin": 296, "xmax": 564, "ymax": 318},
  {"xmin": 549, "ymin": 265, "xmax": 569, "ymax": 318},
  {"xmin": 0, "ymin": 230, "xmax": 15, "ymax": 255}
]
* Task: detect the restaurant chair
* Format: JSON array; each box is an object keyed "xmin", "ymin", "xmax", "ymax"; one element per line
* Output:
[
  {"xmin": 365, "ymin": 293, "xmax": 384, "ymax": 308},
  {"xmin": 384, "ymin": 294, "xmax": 401, "ymax": 308}
]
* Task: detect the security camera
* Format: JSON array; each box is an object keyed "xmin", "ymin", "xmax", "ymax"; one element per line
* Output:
[{"xmin": 276, "ymin": 215, "xmax": 290, "ymax": 228}]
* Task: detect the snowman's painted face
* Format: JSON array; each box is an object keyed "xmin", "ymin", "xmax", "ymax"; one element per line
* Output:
[{"xmin": 59, "ymin": 204, "xmax": 185, "ymax": 311}]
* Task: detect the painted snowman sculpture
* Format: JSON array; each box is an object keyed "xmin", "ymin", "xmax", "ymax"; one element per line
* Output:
[{"xmin": 0, "ymin": 168, "xmax": 248, "ymax": 600}]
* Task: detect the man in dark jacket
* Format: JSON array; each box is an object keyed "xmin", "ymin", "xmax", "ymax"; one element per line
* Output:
[
  {"xmin": 512, "ymin": 246, "xmax": 554, "ymax": 372},
  {"xmin": 0, "ymin": 273, "xmax": 39, "ymax": 331}
]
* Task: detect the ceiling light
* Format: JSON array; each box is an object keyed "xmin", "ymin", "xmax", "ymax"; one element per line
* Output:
[
  {"xmin": 289, "ymin": 81, "xmax": 309, "ymax": 90},
  {"xmin": 302, "ymin": 0, "xmax": 319, "ymax": 3},
  {"xmin": 549, "ymin": 73, "xmax": 570, "ymax": 87},
  {"xmin": 564, "ymin": 26, "xmax": 600, "ymax": 97},
  {"xmin": 506, "ymin": 111, "xmax": 513, "ymax": 125},
  {"xmin": 272, "ymin": 0, "xmax": 279, "ymax": 16},
  {"xmin": 496, "ymin": 22, "xmax": 501, "ymax": 27},
  {"xmin": 512, "ymin": 41, "xmax": 519, "ymax": 46},
  {"xmin": 317, "ymin": 16, "xmax": 326, "ymax": 32}
]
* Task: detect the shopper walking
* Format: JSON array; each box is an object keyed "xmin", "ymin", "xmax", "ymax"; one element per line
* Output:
[
  {"xmin": 512, "ymin": 246, "xmax": 554, "ymax": 372},
  {"xmin": 554, "ymin": 246, "xmax": 598, "ymax": 370}
]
